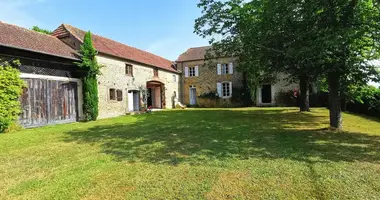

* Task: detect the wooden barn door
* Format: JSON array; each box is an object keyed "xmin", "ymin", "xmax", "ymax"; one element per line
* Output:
[{"xmin": 20, "ymin": 79, "xmax": 78, "ymax": 128}]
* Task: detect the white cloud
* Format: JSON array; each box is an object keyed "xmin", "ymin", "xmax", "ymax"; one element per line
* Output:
[{"xmin": 0, "ymin": 0, "xmax": 46, "ymax": 28}]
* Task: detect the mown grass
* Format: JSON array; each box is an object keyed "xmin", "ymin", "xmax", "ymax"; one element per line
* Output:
[{"xmin": 1, "ymin": 108, "xmax": 380, "ymax": 200}]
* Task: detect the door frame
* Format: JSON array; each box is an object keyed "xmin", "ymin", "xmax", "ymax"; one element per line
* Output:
[{"xmin": 189, "ymin": 86, "xmax": 197, "ymax": 105}]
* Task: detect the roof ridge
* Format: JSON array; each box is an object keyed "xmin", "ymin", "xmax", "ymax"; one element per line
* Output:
[{"xmin": 189, "ymin": 45, "xmax": 212, "ymax": 49}]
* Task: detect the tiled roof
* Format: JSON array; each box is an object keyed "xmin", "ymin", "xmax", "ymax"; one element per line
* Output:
[
  {"xmin": 0, "ymin": 21, "xmax": 79, "ymax": 60},
  {"xmin": 53, "ymin": 24, "xmax": 177, "ymax": 73},
  {"xmin": 176, "ymin": 46, "xmax": 212, "ymax": 62}
]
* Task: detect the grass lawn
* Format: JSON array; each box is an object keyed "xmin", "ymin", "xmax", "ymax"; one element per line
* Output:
[{"xmin": 1, "ymin": 108, "xmax": 380, "ymax": 199}]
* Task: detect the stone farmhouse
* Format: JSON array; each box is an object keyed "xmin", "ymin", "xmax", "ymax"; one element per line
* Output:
[
  {"xmin": 0, "ymin": 21, "xmax": 298, "ymax": 128},
  {"xmin": 176, "ymin": 46, "xmax": 298, "ymax": 107}
]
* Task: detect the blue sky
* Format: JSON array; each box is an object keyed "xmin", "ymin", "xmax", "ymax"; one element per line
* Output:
[{"xmin": 0, "ymin": 0, "xmax": 209, "ymax": 60}]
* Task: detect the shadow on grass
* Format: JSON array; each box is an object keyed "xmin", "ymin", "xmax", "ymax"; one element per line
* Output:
[{"xmin": 64, "ymin": 109, "xmax": 380, "ymax": 165}]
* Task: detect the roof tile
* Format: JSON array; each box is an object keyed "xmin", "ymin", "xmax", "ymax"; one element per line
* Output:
[
  {"xmin": 59, "ymin": 24, "xmax": 177, "ymax": 72},
  {"xmin": 0, "ymin": 21, "xmax": 79, "ymax": 60}
]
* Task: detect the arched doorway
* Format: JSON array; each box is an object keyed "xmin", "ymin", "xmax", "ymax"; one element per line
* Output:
[{"xmin": 146, "ymin": 81, "xmax": 165, "ymax": 109}]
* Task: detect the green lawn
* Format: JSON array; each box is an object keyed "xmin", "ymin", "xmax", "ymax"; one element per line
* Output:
[{"xmin": 1, "ymin": 108, "xmax": 380, "ymax": 200}]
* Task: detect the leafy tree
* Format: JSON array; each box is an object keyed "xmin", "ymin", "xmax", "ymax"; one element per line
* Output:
[
  {"xmin": 76, "ymin": 31, "xmax": 101, "ymax": 121},
  {"xmin": 0, "ymin": 59, "xmax": 25, "ymax": 132},
  {"xmin": 31, "ymin": 26, "xmax": 52, "ymax": 35},
  {"xmin": 195, "ymin": 0, "xmax": 380, "ymax": 129}
]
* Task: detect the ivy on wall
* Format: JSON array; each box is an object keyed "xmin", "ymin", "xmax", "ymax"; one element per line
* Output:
[{"xmin": 0, "ymin": 59, "xmax": 25, "ymax": 132}]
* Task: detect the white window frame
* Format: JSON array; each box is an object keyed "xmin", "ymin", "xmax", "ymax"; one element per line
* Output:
[
  {"xmin": 221, "ymin": 64, "xmax": 229, "ymax": 74},
  {"xmin": 189, "ymin": 67, "xmax": 196, "ymax": 77},
  {"xmin": 173, "ymin": 74, "xmax": 177, "ymax": 82},
  {"xmin": 221, "ymin": 82, "xmax": 232, "ymax": 98}
]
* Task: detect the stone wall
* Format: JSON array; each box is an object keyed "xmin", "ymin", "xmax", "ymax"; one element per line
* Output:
[
  {"xmin": 256, "ymin": 73, "xmax": 299, "ymax": 106},
  {"xmin": 96, "ymin": 54, "xmax": 179, "ymax": 119},
  {"xmin": 177, "ymin": 57, "xmax": 244, "ymax": 107}
]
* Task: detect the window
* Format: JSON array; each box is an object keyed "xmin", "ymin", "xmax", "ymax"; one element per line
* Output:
[
  {"xmin": 116, "ymin": 90, "xmax": 123, "ymax": 101},
  {"xmin": 189, "ymin": 67, "xmax": 196, "ymax": 77},
  {"xmin": 173, "ymin": 75, "xmax": 177, "ymax": 82},
  {"xmin": 126, "ymin": 64, "xmax": 133, "ymax": 76},
  {"xmin": 222, "ymin": 64, "xmax": 229, "ymax": 74},
  {"xmin": 222, "ymin": 82, "xmax": 231, "ymax": 97},
  {"xmin": 109, "ymin": 89, "xmax": 116, "ymax": 100},
  {"xmin": 154, "ymin": 68, "xmax": 158, "ymax": 77}
]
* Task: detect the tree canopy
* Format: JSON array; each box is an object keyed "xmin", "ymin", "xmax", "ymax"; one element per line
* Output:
[{"xmin": 31, "ymin": 26, "xmax": 52, "ymax": 35}]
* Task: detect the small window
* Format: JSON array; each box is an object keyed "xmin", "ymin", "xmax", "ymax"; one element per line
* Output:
[
  {"xmin": 173, "ymin": 75, "xmax": 177, "ymax": 82},
  {"xmin": 222, "ymin": 82, "xmax": 231, "ymax": 97},
  {"xmin": 222, "ymin": 64, "xmax": 229, "ymax": 74},
  {"xmin": 109, "ymin": 89, "xmax": 116, "ymax": 100},
  {"xmin": 154, "ymin": 68, "xmax": 159, "ymax": 77},
  {"xmin": 116, "ymin": 90, "xmax": 123, "ymax": 101},
  {"xmin": 126, "ymin": 64, "xmax": 133, "ymax": 76},
  {"xmin": 189, "ymin": 67, "xmax": 196, "ymax": 77}
]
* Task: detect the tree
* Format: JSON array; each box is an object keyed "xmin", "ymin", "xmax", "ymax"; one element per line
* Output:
[
  {"xmin": 195, "ymin": 0, "xmax": 380, "ymax": 129},
  {"xmin": 76, "ymin": 31, "xmax": 101, "ymax": 121},
  {"xmin": 31, "ymin": 26, "xmax": 52, "ymax": 35}
]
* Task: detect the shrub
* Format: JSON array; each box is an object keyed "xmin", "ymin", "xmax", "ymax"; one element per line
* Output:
[
  {"xmin": 0, "ymin": 61, "xmax": 24, "ymax": 132},
  {"xmin": 346, "ymin": 86, "xmax": 380, "ymax": 117},
  {"xmin": 198, "ymin": 91, "xmax": 220, "ymax": 99},
  {"xmin": 274, "ymin": 90, "xmax": 298, "ymax": 107},
  {"xmin": 231, "ymin": 87, "xmax": 252, "ymax": 107}
]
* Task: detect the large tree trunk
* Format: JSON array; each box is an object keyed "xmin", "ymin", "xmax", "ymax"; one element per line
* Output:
[
  {"xmin": 299, "ymin": 75, "xmax": 310, "ymax": 112},
  {"xmin": 328, "ymin": 72, "xmax": 342, "ymax": 129}
]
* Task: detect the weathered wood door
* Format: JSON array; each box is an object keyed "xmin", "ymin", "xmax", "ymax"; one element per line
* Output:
[{"xmin": 20, "ymin": 79, "xmax": 78, "ymax": 128}]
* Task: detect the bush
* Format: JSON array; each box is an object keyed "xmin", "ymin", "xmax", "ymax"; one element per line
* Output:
[
  {"xmin": 231, "ymin": 87, "xmax": 252, "ymax": 107},
  {"xmin": 0, "ymin": 62, "xmax": 24, "ymax": 133},
  {"xmin": 274, "ymin": 90, "xmax": 298, "ymax": 106},
  {"xmin": 346, "ymin": 86, "xmax": 380, "ymax": 118}
]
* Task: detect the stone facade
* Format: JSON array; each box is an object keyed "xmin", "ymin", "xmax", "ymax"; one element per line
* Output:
[
  {"xmin": 177, "ymin": 57, "xmax": 244, "ymax": 107},
  {"xmin": 177, "ymin": 56, "xmax": 299, "ymax": 107},
  {"xmin": 96, "ymin": 54, "xmax": 179, "ymax": 119},
  {"xmin": 256, "ymin": 73, "xmax": 299, "ymax": 106}
]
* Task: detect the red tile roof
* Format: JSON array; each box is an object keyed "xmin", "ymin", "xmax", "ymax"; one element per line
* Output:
[
  {"xmin": 53, "ymin": 24, "xmax": 177, "ymax": 73},
  {"xmin": 176, "ymin": 46, "xmax": 212, "ymax": 62},
  {"xmin": 0, "ymin": 21, "xmax": 79, "ymax": 60}
]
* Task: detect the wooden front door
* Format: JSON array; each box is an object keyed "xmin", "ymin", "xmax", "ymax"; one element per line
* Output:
[{"xmin": 20, "ymin": 79, "xmax": 78, "ymax": 128}]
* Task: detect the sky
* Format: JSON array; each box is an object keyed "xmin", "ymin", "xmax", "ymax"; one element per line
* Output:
[{"xmin": 0, "ymin": 0, "xmax": 209, "ymax": 61}]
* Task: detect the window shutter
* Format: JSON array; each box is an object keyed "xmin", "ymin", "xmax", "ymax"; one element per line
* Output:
[
  {"xmin": 195, "ymin": 66, "xmax": 199, "ymax": 76},
  {"xmin": 217, "ymin": 64, "xmax": 222, "ymax": 75},
  {"xmin": 229, "ymin": 62, "xmax": 233, "ymax": 74},
  {"xmin": 184, "ymin": 66, "xmax": 189, "ymax": 77},
  {"xmin": 229, "ymin": 82, "xmax": 233, "ymax": 96},
  {"xmin": 217, "ymin": 82, "xmax": 222, "ymax": 97}
]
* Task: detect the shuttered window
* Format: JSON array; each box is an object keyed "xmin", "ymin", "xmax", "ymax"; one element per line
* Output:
[
  {"xmin": 116, "ymin": 90, "xmax": 123, "ymax": 101},
  {"xmin": 109, "ymin": 89, "xmax": 116, "ymax": 100},
  {"xmin": 189, "ymin": 67, "xmax": 196, "ymax": 77}
]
